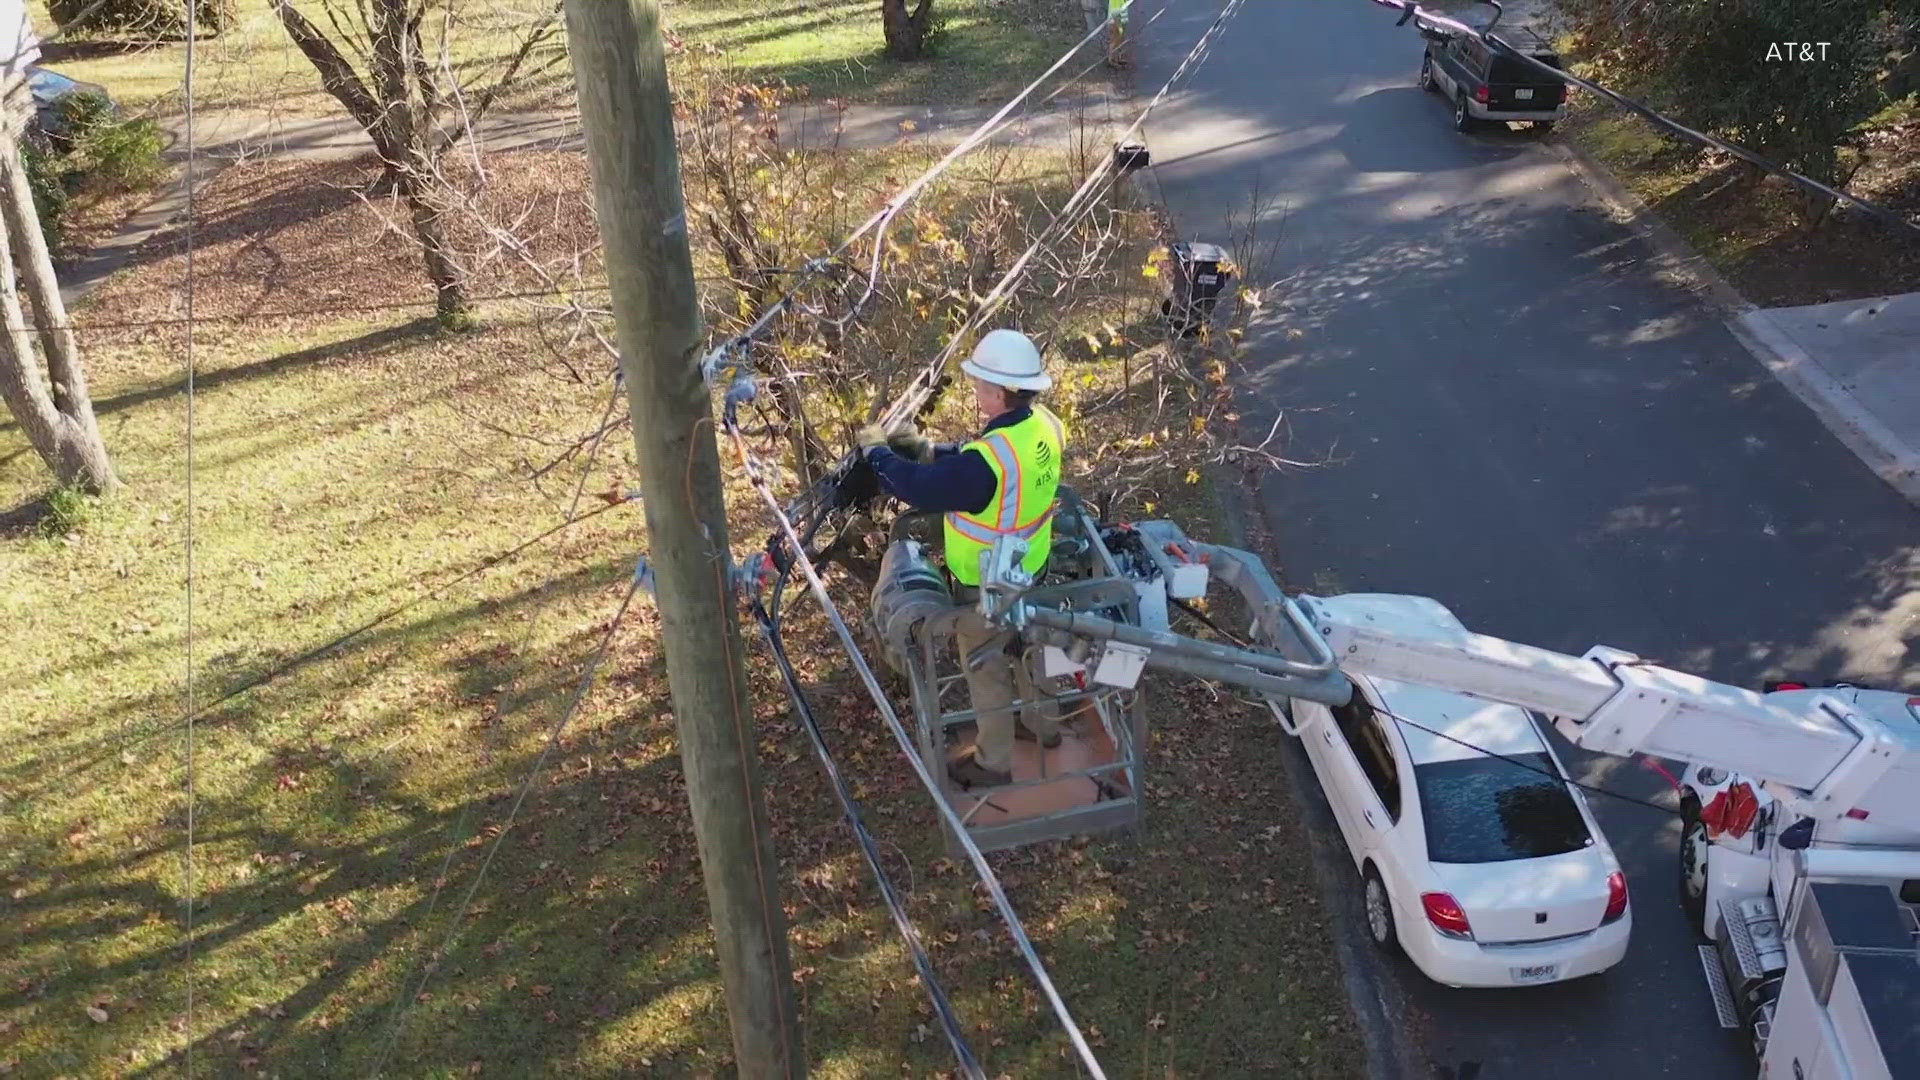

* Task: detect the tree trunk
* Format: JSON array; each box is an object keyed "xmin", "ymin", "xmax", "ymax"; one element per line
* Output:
[
  {"xmin": 277, "ymin": 0, "xmax": 470, "ymax": 326},
  {"xmin": 0, "ymin": 145, "xmax": 115, "ymax": 492},
  {"xmin": 368, "ymin": 0, "xmax": 470, "ymax": 327},
  {"xmin": 396, "ymin": 170, "xmax": 469, "ymax": 325},
  {"xmin": 880, "ymin": 0, "xmax": 935, "ymax": 61}
]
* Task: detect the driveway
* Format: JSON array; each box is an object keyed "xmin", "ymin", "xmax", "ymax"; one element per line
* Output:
[{"xmin": 1131, "ymin": 1, "xmax": 1918, "ymax": 1077}]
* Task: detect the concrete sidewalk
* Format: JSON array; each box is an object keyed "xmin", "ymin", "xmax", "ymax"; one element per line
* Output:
[
  {"xmin": 1546, "ymin": 134, "xmax": 1920, "ymax": 508},
  {"xmin": 1734, "ymin": 295, "xmax": 1920, "ymax": 503},
  {"xmin": 152, "ymin": 96, "xmax": 1118, "ymax": 163},
  {"xmin": 62, "ymin": 95, "xmax": 1116, "ymax": 305}
]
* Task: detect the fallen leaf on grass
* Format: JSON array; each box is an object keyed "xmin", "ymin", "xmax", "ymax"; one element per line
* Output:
[{"xmin": 86, "ymin": 1005, "xmax": 109, "ymax": 1023}]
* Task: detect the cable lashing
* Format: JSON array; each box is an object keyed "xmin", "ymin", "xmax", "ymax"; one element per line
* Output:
[
  {"xmin": 722, "ymin": 418, "xmax": 1110, "ymax": 1079},
  {"xmin": 760, "ymin": 0, "xmax": 1255, "ymax": 705},
  {"xmin": 748, "ymin": 601, "xmax": 987, "ymax": 1080},
  {"xmin": 695, "ymin": 2, "xmax": 1138, "ymax": 394},
  {"xmin": 698, "ymin": 4, "xmax": 1265, "ymax": 1074},
  {"xmin": 881, "ymin": 0, "xmax": 1251, "ymax": 434}
]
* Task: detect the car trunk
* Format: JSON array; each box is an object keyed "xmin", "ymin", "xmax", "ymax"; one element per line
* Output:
[
  {"xmin": 1486, "ymin": 55, "xmax": 1565, "ymax": 110},
  {"xmin": 1430, "ymin": 850, "xmax": 1610, "ymax": 944}
]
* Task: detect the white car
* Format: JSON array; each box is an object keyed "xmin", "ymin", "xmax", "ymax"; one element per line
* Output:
[{"xmin": 1289, "ymin": 665, "xmax": 1631, "ymax": 988}]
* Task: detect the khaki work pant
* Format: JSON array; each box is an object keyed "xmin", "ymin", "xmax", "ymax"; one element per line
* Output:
[{"xmin": 952, "ymin": 607, "xmax": 1061, "ymax": 772}]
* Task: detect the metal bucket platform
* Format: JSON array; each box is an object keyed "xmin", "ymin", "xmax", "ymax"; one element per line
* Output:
[
  {"xmin": 928, "ymin": 681, "xmax": 1146, "ymax": 855},
  {"xmin": 871, "ymin": 500, "xmax": 1151, "ymax": 856}
]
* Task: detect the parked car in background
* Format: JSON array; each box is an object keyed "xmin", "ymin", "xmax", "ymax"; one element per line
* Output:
[
  {"xmin": 24, "ymin": 65, "xmax": 116, "ymax": 148},
  {"xmin": 1418, "ymin": 24, "xmax": 1567, "ymax": 133},
  {"xmin": 1283, "ymin": 596, "xmax": 1631, "ymax": 988}
]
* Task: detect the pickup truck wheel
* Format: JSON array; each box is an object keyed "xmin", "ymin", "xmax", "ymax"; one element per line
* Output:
[
  {"xmin": 1679, "ymin": 798, "xmax": 1709, "ymax": 937},
  {"xmin": 1419, "ymin": 54, "xmax": 1436, "ymax": 92},
  {"xmin": 1453, "ymin": 93, "xmax": 1474, "ymax": 133},
  {"xmin": 1363, "ymin": 864, "xmax": 1403, "ymax": 956}
]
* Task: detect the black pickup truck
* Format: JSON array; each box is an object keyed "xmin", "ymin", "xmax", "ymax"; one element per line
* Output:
[{"xmin": 1418, "ymin": 25, "xmax": 1567, "ymax": 133}]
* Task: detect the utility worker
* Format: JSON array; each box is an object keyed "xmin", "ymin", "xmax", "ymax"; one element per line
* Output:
[{"xmin": 858, "ymin": 329, "xmax": 1068, "ymax": 788}]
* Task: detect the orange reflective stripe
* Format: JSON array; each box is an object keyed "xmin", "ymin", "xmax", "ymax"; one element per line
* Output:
[
  {"xmin": 979, "ymin": 433, "xmax": 1022, "ymax": 531},
  {"xmin": 1014, "ymin": 502, "xmax": 1056, "ymax": 532},
  {"xmin": 946, "ymin": 501, "xmax": 1056, "ymax": 546},
  {"xmin": 944, "ymin": 512, "xmax": 1000, "ymax": 544}
]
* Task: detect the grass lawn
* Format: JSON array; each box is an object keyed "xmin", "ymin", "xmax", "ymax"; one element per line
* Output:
[
  {"xmin": 1, "ymin": 138, "xmax": 1363, "ymax": 1076},
  {"xmin": 30, "ymin": 0, "xmax": 1093, "ymax": 119},
  {"xmin": 1419, "ymin": 0, "xmax": 1920, "ymax": 307},
  {"xmin": 1558, "ymin": 97, "xmax": 1920, "ymax": 307}
]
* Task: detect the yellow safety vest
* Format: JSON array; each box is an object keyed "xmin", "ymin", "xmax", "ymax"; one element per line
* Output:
[
  {"xmin": 945, "ymin": 404, "xmax": 1067, "ymax": 587},
  {"xmin": 1110, "ymin": 0, "xmax": 1130, "ymax": 22}
]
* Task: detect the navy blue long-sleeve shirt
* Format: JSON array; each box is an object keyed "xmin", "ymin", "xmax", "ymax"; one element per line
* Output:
[{"xmin": 864, "ymin": 407, "xmax": 1032, "ymax": 514}]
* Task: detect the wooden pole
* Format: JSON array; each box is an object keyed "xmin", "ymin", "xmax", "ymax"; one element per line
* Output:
[{"xmin": 559, "ymin": 2, "xmax": 803, "ymax": 1075}]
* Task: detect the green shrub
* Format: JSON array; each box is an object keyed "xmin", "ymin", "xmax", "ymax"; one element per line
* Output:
[
  {"xmin": 1566, "ymin": 0, "xmax": 1903, "ymax": 225},
  {"xmin": 46, "ymin": 0, "xmax": 235, "ymax": 38},
  {"xmin": 34, "ymin": 485, "xmax": 94, "ymax": 539},
  {"xmin": 22, "ymin": 142, "xmax": 69, "ymax": 253},
  {"xmin": 53, "ymin": 91, "xmax": 117, "ymax": 143},
  {"xmin": 76, "ymin": 116, "xmax": 166, "ymax": 188}
]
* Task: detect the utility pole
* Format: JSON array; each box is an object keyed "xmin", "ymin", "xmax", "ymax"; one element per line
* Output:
[{"xmin": 559, "ymin": 3, "xmax": 803, "ymax": 1076}]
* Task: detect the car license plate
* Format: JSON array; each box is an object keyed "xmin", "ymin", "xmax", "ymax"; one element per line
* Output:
[
  {"xmin": 1515, "ymin": 88, "xmax": 1534, "ymax": 100},
  {"xmin": 1511, "ymin": 963, "xmax": 1558, "ymax": 984}
]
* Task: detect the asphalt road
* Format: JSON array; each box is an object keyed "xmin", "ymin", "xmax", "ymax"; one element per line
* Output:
[{"xmin": 1130, "ymin": 2, "xmax": 1920, "ymax": 1077}]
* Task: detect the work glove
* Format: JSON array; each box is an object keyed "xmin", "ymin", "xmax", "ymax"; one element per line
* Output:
[
  {"xmin": 857, "ymin": 420, "xmax": 933, "ymax": 462},
  {"xmin": 887, "ymin": 430, "xmax": 935, "ymax": 463}
]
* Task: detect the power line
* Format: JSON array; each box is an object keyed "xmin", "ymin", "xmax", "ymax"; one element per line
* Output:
[
  {"xmin": 45, "ymin": 277, "xmax": 749, "ymax": 333},
  {"xmin": 369, "ymin": 372, "xmax": 629, "ymax": 1073},
  {"xmin": 881, "ymin": 0, "xmax": 1250, "ymax": 433},
  {"xmin": 695, "ymin": 1, "xmax": 1137, "ymax": 391},
  {"xmin": 748, "ymin": 599, "xmax": 986, "ymax": 1080},
  {"xmin": 369, "ymin": 566, "xmax": 645, "ymax": 1077},
  {"xmin": 179, "ymin": 2, "xmax": 200, "ymax": 1073},
  {"xmin": 725, "ymin": 419, "xmax": 1111, "ymax": 1079},
  {"xmin": 1369, "ymin": 0, "xmax": 1920, "ymax": 238},
  {"xmin": 709, "ymin": 5, "xmax": 1261, "ymax": 1071},
  {"xmin": 1370, "ymin": 702, "xmax": 1682, "ymax": 819}
]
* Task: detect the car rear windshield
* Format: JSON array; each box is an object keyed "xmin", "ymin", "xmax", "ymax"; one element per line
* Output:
[
  {"xmin": 1416, "ymin": 752, "xmax": 1591, "ymax": 863},
  {"xmin": 1490, "ymin": 54, "xmax": 1560, "ymax": 85}
]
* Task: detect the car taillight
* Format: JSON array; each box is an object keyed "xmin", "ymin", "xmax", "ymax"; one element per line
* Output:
[
  {"xmin": 1421, "ymin": 892, "xmax": 1473, "ymax": 939},
  {"xmin": 1602, "ymin": 871, "xmax": 1628, "ymax": 924},
  {"xmin": 1474, "ymin": 85, "xmax": 1490, "ymax": 103}
]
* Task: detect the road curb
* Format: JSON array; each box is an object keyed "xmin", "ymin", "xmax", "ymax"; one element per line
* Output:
[
  {"xmin": 1122, "ymin": 77, "xmax": 1414, "ymax": 1080},
  {"xmin": 1208, "ymin": 467, "xmax": 1417, "ymax": 1080},
  {"xmin": 1541, "ymin": 131, "xmax": 1920, "ymax": 507},
  {"xmin": 1726, "ymin": 311, "xmax": 1920, "ymax": 503},
  {"xmin": 1114, "ymin": 49, "xmax": 1416, "ymax": 1077}
]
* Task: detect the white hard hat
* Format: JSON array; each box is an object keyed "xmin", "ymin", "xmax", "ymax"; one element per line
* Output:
[{"xmin": 960, "ymin": 329, "xmax": 1051, "ymax": 391}]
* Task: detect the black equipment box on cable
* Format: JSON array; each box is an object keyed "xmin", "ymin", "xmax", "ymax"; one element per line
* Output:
[{"xmin": 1163, "ymin": 241, "xmax": 1231, "ymax": 338}]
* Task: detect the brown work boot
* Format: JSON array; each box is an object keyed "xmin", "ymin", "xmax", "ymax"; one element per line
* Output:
[
  {"xmin": 1015, "ymin": 725, "xmax": 1062, "ymax": 750},
  {"xmin": 948, "ymin": 750, "xmax": 1013, "ymax": 789}
]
